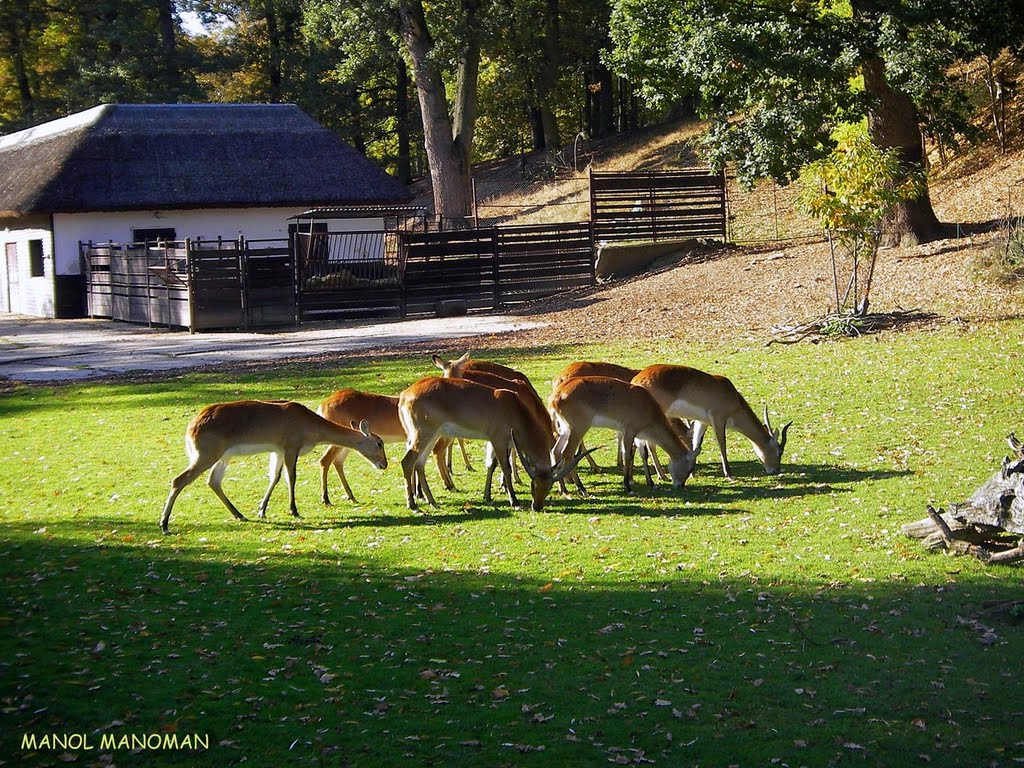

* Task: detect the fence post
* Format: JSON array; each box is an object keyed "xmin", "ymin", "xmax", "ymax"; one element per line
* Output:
[
  {"xmin": 588, "ymin": 166, "xmax": 597, "ymax": 237},
  {"xmin": 185, "ymin": 238, "xmax": 197, "ymax": 334},
  {"xmin": 238, "ymin": 235, "xmax": 249, "ymax": 331},
  {"xmin": 80, "ymin": 241, "xmax": 91, "ymax": 319},
  {"xmin": 588, "ymin": 221, "xmax": 597, "ymax": 283},
  {"xmin": 492, "ymin": 227, "xmax": 500, "ymax": 310},
  {"xmin": 648, "ymin": 171, "xmax": 657, "ymax": 242},
  {"xmin": 289, "ymin": 228, "xmax": 301, "ymax": 326},
  {"xmin": 472, "ymin": 177, "xmax": 479, "ymax": 228},
  {"xmin": 398, "ymin": 230, "xmax": 408, "ymax": 318}
]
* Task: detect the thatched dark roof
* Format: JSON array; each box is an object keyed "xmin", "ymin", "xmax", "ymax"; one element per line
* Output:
[{"xmin": 0, "ymin": 103, "xmax": 410, "ymax": 216}]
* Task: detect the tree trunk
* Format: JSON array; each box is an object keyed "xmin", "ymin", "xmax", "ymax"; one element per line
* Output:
[
  {"xmin": 528, "ymin": 104, "xmax": 545, "ymax": 151},
  {"xmin": 397, "ymin": 0, "xmax": 475, "ymax": 223},
  {"xmin": 395, "ymin": 55, "xmax": 412, "ymax": 185},
  {"xmin": 597, "ymin": 63, "xmax": 614, "ymax": 137},
  {"xmin": 859, "ymin": 58, "xmax": 942, "ymax": 246},
  {"xmin": 3, "ymin": 26, "xmax": 34, "ymax": 122},
  {"xmin": 538, "ymin": 0, "xmax": 561, "ymax": 155},
  {"xmin": 156, "ymin": 0, "xmax": 179, "ymax": 99},
  {"xmin": 263, "ymin": 0, "xmax": 283, "ymax": 102}
]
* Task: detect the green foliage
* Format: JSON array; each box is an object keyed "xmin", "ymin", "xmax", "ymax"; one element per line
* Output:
[
  {"xmin": 608, "ymin": 0, "xmax": 1023, "ymax": 189},
  {"xmin": 797, "ymin": 124, "xmax": 924, "ymax": 236},
  {"xmin": 797, "ymin": 124, "xmax": 924, "ymax": 315},
  {"xmin": 1, "ymin": 325, "xmax": 1023, "ymax": 765}
]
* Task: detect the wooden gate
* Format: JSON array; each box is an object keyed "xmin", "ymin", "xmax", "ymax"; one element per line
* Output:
[
  {"xmin": 495, "ymin": 223, "xmax": 594, "ymax": 306},
  {"xmin": 589, "ymin": 168, "xmax": 727, "ymax": 243},
  {"xmin": 402, "ymin": 229, "xmax": 498, "ymax": 316},
  {"xmin": 294, "ymin": 229, "xmax": 404, "ymax": 321},
  {"xmin": 188, "ymin": 240, "xmax": 244, "ymax": 330}
]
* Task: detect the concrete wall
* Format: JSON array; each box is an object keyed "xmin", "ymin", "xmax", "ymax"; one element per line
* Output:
[
  {"xmin": 594, "ymin": 238, "xmax": 699, "ymax": 280},
  {"xmin": 1, "ymin": 215, "xmax": 56, "ymax": 317}
]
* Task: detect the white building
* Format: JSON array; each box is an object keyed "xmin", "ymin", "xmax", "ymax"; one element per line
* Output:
[{"xmin": 0, "ymin": 103, "xmax": 410, "ymax": 317}]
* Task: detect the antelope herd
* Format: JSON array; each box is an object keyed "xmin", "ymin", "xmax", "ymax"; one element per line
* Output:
[{"xmin": 160, "ymin": 352, "xmax": 792, "ymax": 533}]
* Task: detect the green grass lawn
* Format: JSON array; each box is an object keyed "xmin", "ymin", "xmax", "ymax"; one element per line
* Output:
[{"xmin": 2, "ymin": 320, "xmax": 1022, "ymax": 767}]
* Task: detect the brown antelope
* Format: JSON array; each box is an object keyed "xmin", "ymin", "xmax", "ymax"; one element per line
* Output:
[
  {"xmin": 434, "ymin": 352, "xmax": 537, "ymax": 390},
  {"xmin": 160, "ymin": 400, "xmax": 387, "ymax": 533},
  {"xmin": 440, "ymin": 366, "xmax": 554, "ymax": 496},
  {"xmin": 317, "ymin": 389, "xmax": 451, "ymax": 505},
  {"xmin": 549, "ymin": 376, "xmax": 696, "ymax": 494},
  {"xmin": 552, "ymin": 360, "xmax": 691, "ymax": 480},
  {"xmin": 432, "ymin": 352, "xmax": 540, "ymax": 475},
  {"xmin": 397, "ymin": 377, "xmax": 592, "ymax": 512},
  {"xmin": 631, "ymin": 365, "xmax": 791, "ymax": 479}
]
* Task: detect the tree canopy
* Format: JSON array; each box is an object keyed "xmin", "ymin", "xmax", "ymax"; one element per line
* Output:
[
  {"xmin": 1, "ymin": 0, "xmax": 1020, "ymax": 227},
  {"xmin": 608, "ymin": 0, "xmax": 1024, "ymax": 242}
]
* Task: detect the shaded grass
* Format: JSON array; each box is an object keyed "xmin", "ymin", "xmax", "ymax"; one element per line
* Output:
[{"xmin": 2, "ymin": 320, "xmax": 1023, "ymax": 766}]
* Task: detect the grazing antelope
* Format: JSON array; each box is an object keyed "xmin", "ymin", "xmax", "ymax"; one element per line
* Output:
[
  {"xmin": 397, "ymin": 377, "xmax": 592, "ymax": 512},
  {"xmin": 434, "ymin": 352, "xmax": 537, "ymax": 390},
  {"xmin": 317, "ymin": 389, "xmax": 451, "ymax": 505},
  {"xmin": 549, "ymin": 376, "xmax": 696, "ymax": 493},
  {"xmin": 432, "ymin": 352, "xmax": 540, "ymax": 474},
  {"xmin": 440, "ymin": 366, "xmax": 554, "ymax": 496},
  {"xmin": 631, "ymin": 365, "xmax": 791, "ymax": 479},
  {"xmin": 160, "ymin": 400, "xmax": 387, "ymax": 533},
  {"xmin": 552, "ymin": 360, "xmax": 691, "ymax": 480}
]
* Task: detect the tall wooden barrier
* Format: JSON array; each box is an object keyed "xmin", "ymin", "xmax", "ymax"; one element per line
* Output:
[{"xmin": 589, "ymin": 169, "xmax": 727, "ymax": 244}]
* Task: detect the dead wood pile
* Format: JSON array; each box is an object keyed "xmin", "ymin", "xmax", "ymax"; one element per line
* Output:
[{"xmin": 902, "ymin": 434, "xmax": 1024, "ymax": 565}]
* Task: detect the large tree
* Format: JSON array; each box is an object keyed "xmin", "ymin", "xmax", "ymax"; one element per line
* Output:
[
  {"xmin": 608, "ymin": 0, "xmax": 1023, "ymax": 245},
  {"xmin": 395, "ymin": 0, "xmax": 484, "ymax": 223}
]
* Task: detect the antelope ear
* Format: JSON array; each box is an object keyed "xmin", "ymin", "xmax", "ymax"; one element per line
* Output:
[
  {"xmin": 456, "ymin": 351, "xmax": 471, "ymax": 364},
  {"xmin": 431, "ymin": 354, "xmax": 445, "ymax": 369},
  {"xmin": 358, "ymin": 419, "xmax": 372, "ymax": 436},
  {"xmin": 763, "ymin": 405, "xmax": 773, "ymax": 433}
]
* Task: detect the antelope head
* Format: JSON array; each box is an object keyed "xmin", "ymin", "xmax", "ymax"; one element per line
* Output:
[
  {"xmin": 513, "ymin": 431, "xmax": 600, "ymax": 511},
  {"xmin": 760, "ymin": 406, "xmax": 793, "ymax": 475}
]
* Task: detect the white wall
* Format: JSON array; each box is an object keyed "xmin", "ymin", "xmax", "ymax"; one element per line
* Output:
[
  {"xmin": 53, "ymin": 209, "xmax": 383, "ymax": 275},
  {"xmin": 1, "ymin": 216, "xmax": 56, "ymax": 317}
]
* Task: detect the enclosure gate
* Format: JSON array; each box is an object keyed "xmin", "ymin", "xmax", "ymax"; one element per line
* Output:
[
  {"xmin": 589, "ymin": 168, "xmax": 727, "ymax": 243},
  {"xmin": 399, "ymin": 223, "xmax": 595, "ymax": 316},
  {"xmin": 83, "ymin": 241, "xmax": 190, "ymax": 327},
  {"xmin": 293, "ymin": 229, "xmax": 403, "ymax": 321},
  {"xmin": 82, "ymin": 222, "xmax": 598, "ymax": 329},
  {"xmin": 402, "ymin": 229, "xmax": 498, "ymax": 316}
]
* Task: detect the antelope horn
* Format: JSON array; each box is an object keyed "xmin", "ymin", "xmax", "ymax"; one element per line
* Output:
[
  {"xmin": 552, "ymin": 445, "xmax": 603, "ymax": 482},
  {"xmin": 779, "ymin": 421, "xmax": 793, "ymax": 449},
  {"xmin": 511, "ymin": 430, "xmax": 538, "ymax": 480}
]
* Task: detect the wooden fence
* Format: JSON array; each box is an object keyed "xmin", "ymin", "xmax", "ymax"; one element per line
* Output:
[
  {"xmin": 84, "ymin": 241, "xmax": 190, "ymax": 327},
  {"xmin": 80, "ymin": 168, "xmax": 725, "ymax": 331},
  {"xmin": 82, "ymin": 224, "xmax": 596, "ymax": 331},
  {"xmin": 589, "ymin": 168, "xmax": 727, "ymax": 243},
  {"xmin": 83, "ymin": 238, "xmax": 293, "ymax": 332}
]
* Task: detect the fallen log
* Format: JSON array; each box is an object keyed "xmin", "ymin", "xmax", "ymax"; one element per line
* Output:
[{"xmin": 902, "ymin": 433, "xmax": 1024, "ymax": 564}]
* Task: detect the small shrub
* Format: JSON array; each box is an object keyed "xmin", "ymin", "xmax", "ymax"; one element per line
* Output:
[{"xmin": 976, "ymin": 216, "xmax": 1024, "ymax": 286}]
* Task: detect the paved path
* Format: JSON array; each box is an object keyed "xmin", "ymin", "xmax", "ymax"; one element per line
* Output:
[{"xmin": 0, "ymin": 314, "xmax": 546, "ymax": 383}]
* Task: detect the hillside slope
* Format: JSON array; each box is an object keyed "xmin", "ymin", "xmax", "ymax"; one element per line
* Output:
[{"xmin": 455, "ymin": 123, "xmax": 1024, "ymax": 348}]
